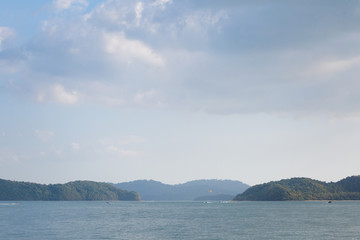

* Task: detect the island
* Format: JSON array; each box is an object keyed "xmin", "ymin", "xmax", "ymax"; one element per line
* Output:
[
  {"xmin": 0, "ymin": 178, "xmax": 141, "ymax": 201},
  {"xmin": 234, "ymin": 175, "xmax": 360, "ymax": 201}
]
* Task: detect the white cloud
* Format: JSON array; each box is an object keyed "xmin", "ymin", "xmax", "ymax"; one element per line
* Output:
[
  {"xmin": 54, "ymin": 0, "xmax": 88, "ymax": 11},
  {"xmin": 52, "ymin": 84, "xmax": 79, "ymax": 104},
  {"xmin": 5, "ymin": 0, "xmax": 360, "ymax": 116},
  {"xmin": 0, "ymin": 148, "xmax": 20, "ymax": 163},
  {"xmin": 36, "ymin": 93, "xmax": 45, "ymax": 103},
  {"xmin": 55, "ymin": 149, "xmax": 63, "ymax": 156},
  {"xmin": 103, "ymin": 32, "xmax": 165, "ymax": 67},
  {"xmin": 83, "ymin": 1, "xmax": 133, "ymax": 28},
  {"xmin": 71, "ymin": 142, "xmax": 80, "ymax": 150},
  {"xmin": 152, "ymin": 0, "xmax": 172, "ymax": 9},
  {"xmin": 107, "ymin": 145, "xmax": 138, "ymax": 157},
  {"xmin": 0, "ymin": 26, "xmax": 15, "ymax": 51},
  {"xmin": 41, "ymin": 21, "xmax": 58, "ymax": 35},
  {"xmin": 135, "ymin": 2, "xmax": 144, "ymax": 26},
  {"xmin": 180, "ymin": 10, "xmax": 228, "ymax": 35},
  {"xmin": 35, "ymin": 130, "xmax": 54, "ymax": 142},
  {"xmin": 314, "ymin": 56, "xmax": 360, "ymax": 77},
  {"xmin": 134, "ymin": 90, "xmax": 157, "ymax": 103},
  {"xmin": 107, "ymin": 145, "xmax": 119, "ymax": 152},
  {"xmin": 37, "ymin": 84, "xmax": 79, "ymax": 105}
]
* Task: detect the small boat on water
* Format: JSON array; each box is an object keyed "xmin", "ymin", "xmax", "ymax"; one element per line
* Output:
[{"xmin": 328, "ymin": 201, "xmax": 332, "ymax": 203}]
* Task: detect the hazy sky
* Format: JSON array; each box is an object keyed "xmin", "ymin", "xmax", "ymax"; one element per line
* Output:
[{"xmin": 1, "ymin": 0, "xmax": 360, "ymax": 185}]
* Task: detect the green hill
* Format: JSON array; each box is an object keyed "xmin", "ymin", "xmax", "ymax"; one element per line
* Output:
[
  {"xmin": 234, "ymin": 176, "xmax": 360, "ymax": 201},
  {"xmin": 0, "ymin": 179, "xmax": 140, "ymax": 201}
]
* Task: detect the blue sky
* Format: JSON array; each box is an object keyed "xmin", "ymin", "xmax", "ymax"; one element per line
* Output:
[{"xmin": 1, "ymin": 0, "xmax": 360, "ymax": 185}]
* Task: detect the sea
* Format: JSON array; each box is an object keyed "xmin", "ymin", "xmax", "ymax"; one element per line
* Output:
[{"xmin": 1, "ymin": 201, "xmax": 360, "ymax": 239}]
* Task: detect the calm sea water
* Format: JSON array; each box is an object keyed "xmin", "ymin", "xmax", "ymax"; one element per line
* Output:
[{"xmin": 1, "ymin": 201, "xmax": 360, "ymax": 239}]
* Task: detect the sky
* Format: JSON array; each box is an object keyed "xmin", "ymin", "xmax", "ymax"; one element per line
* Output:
[{"xmin": 1, "ymin": 0, "xmax": 360, "ymax": 186}]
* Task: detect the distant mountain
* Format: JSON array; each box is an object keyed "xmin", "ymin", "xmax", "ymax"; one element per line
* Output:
[
  {"xmin": 113, "ymin": 179, "xmax": 249, "ymax": 201},
  {"xmin": 234, "ymin": 176, "xmax": 360, "ymax": 201},
  {"xmin": 0, "ymin": 179, "xmax": 140, "ymax": 201}
]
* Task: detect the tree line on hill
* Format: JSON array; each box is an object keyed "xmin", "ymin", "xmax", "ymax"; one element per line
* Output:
[
  {"xmin": 0, "ymin": 179, "xmax": 140, "ymax": 201},
  {"xmin": 234, "ymin": 176, "xmax": 360, "ymax": 201},
  {"xmin": 3, "ymin": 175, "xmax": 360, "ymax": 202}
]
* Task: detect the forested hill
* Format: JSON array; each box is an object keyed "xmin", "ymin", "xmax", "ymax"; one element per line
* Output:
[
  {"xmin": 234, "ymin": 176, "xmax": 360, "ymax": 201},
  {"xmin": 0, "ymin": 179, "xmax": 140, "ymax": 201},
  {"xmin": 114, "ymin": 179, "xmax": 249, "ymax": 201}
]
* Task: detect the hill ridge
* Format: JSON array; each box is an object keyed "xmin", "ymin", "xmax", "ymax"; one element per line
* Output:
[
  {"xmin": 0, "ymin": 178, "xmax": 140, "ymax": 201},
  {"xmin": 114, "ymin": 179, "xmax": 249, "ymax": 201},
  {"xmin": 234, "ymin": 175, "xmax": 360, "ymax": 201}
]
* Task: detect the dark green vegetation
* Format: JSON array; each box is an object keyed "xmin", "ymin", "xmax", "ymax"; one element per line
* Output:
[
  {"xmin": 0, "ymin": 179, "xmax": 140, "ymax": 201},
  {"xmin": 234, "ymin": 176, "xmax": 360, "ymax": 201},
  {"xmin": 114, "ymin": 179, "xmax": 249, "ymax": 201}
]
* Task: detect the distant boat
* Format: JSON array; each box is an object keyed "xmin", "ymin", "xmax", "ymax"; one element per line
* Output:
[{"xmin": 328, "ymin": 201, "xmax": 332, "ymax": 203}]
